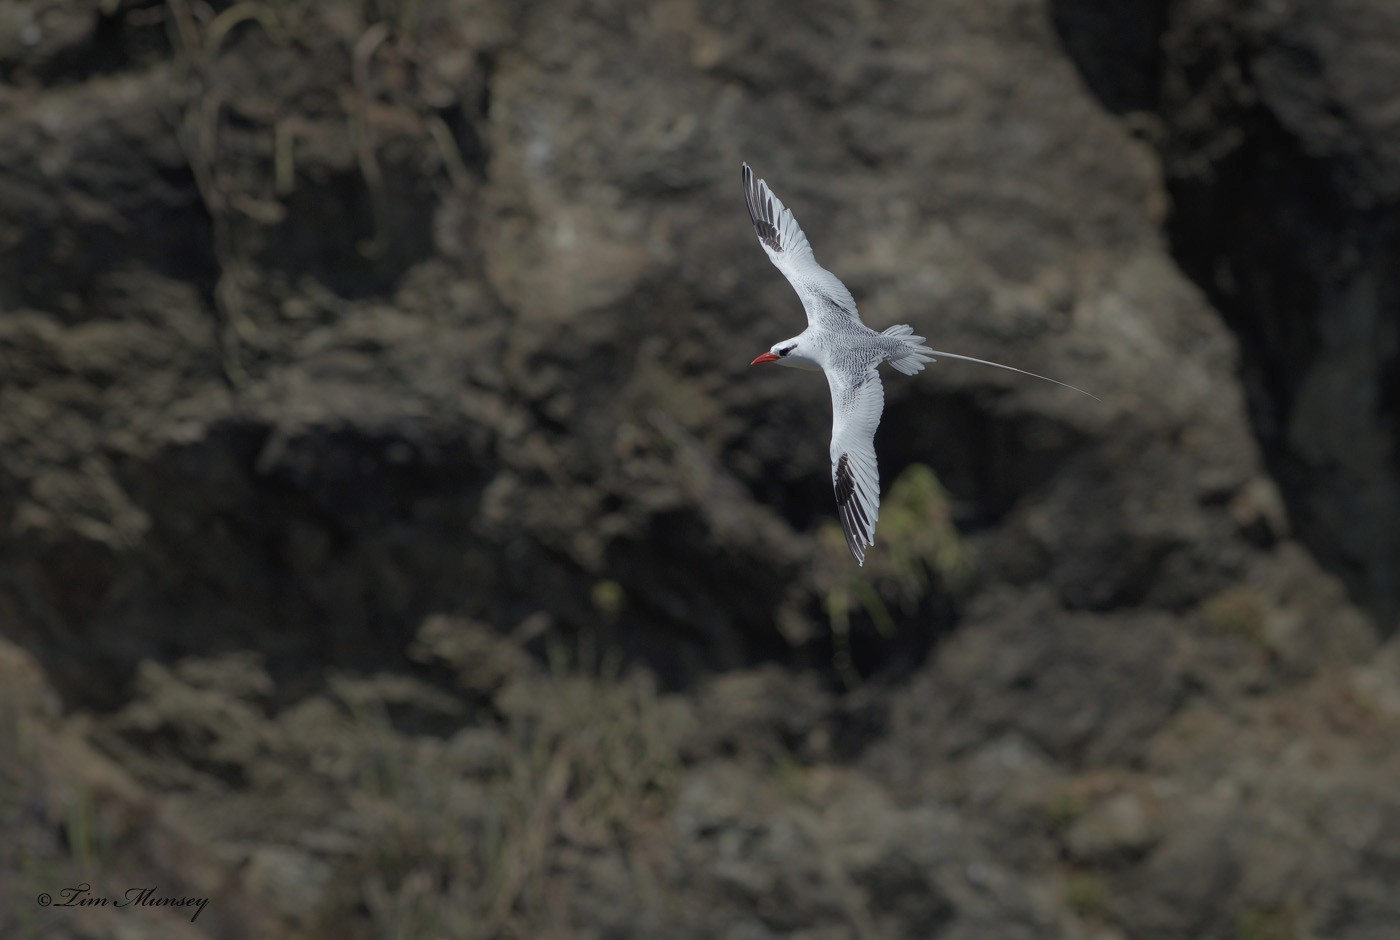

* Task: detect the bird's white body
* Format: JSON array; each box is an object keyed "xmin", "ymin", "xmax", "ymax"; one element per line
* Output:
[{"xmin": 742, "ymin": 162, "xmax": 1094, "ymax": 565}]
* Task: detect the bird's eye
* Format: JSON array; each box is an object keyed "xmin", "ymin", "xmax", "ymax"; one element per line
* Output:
[{"xmin": 779, "ymin": 346, "xmax": 793, "ymax": 357}]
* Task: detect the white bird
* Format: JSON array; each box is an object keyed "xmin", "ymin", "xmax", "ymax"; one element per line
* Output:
[{"xmin": 742, "ymin": 162, "xmax": 1096, "ymax": 565}]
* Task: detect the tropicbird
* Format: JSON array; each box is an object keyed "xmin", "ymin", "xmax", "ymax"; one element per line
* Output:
[{"xmin": 742, "ymin": 163, "xmax": 1096, "ymax": 565}]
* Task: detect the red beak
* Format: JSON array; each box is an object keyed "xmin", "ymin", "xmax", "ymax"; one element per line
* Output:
[{"xmin": 750, "ymin": 351, "xmax": 781, "ymax": 365}]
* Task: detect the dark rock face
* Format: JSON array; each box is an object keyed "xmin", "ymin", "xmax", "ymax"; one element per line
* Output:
[
  {"xmin": 1057, "ymin": 0, "xmax": 1400, "ymax": 628},
  {"xmin": 2, "ymin": 1, "xmax": 1399, "ymax": 938}
]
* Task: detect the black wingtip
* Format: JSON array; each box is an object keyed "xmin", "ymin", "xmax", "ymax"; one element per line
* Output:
[
  {"xmin": 741, "ymin": 163, "xmax": 782, "ymax": 253},
  {"xmin": 833, "ymin": 452, "xmax": 871, "ymax": 565}
]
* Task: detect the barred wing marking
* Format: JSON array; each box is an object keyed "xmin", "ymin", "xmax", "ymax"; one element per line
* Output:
[
  {"xmin": 742, "ymin": 163, "xmax": 861, "ymax": 327},
  {"xmin": 827, "ymin": 366, "xmax": 884, "ymax": 565}
]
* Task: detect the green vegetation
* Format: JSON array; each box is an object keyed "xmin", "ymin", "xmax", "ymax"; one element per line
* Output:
[
  {"xmin": 1044, "ymin": 790, "xmax": 1088, "ymax": 834},
  {"xmin": 1065, "ymin": 870, "xmax": 1108, "ymax": 918},
  {"xmin": 313, "ymin": 660, "xmax": 687, "ymax": 939},
  {"xmin": 1, "ymin": 680, "xmax": 126, "ymax": 939},
  {"xmin": 1236, "ymin": 905, "xmax": 1299, "ymax": 940},
  {"xmin": 591, "ymin": 579, "xmax": 627, "ymax": 623},
  {"xmin": 821, "ymin": 463, "xmax": 972, "ymax": 684},
  {"xmin": 1201, "ymin": 586, "xmax": 1272, "ymax": 648}
]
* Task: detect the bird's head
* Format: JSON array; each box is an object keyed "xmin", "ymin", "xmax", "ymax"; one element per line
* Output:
[{"xmin": 751, "ymin": 338, "xmax": 820, "ymax": 371}]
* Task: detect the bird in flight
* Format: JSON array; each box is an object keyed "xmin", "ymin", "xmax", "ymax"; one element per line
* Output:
[{"xmin": 742, "ymin": 163, "xmax": 1096, "ymax": 565}]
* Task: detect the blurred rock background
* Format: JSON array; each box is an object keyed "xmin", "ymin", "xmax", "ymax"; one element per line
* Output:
[{"xmin": 2, "ymin": 0, "xmax": 1399, "ymax": 938}]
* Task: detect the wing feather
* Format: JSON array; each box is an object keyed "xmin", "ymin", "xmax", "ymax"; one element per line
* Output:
[
  {"xmin": 742, "ymin": 163, "xmax": 861, "ymax": 327},
  {"xmin": 827, "ymin": 365, "xmax": 885, "ymax": 565}
]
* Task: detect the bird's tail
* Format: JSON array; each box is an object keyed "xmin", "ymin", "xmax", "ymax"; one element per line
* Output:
[
  {"xmin": 882, "ymin": 324, "xmax": 936, "ymax": 375},
  {"xmin": 882, "ymin": 324, "xmax": 1100, "ymax": 400}
]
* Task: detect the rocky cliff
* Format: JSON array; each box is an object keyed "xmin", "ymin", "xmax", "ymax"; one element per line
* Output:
[{"xmin": 2, "ymin": 1, "xmax": 1398, "ymax": 938}]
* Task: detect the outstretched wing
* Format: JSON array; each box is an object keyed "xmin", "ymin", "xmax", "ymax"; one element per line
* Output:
[
  {"xmin": 827, "ymin": 363, "xmax": 885, "ymax": 565},
  {"xmin": 742, "ymin": 163, "xmax": 861, "ymax": 328}
]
